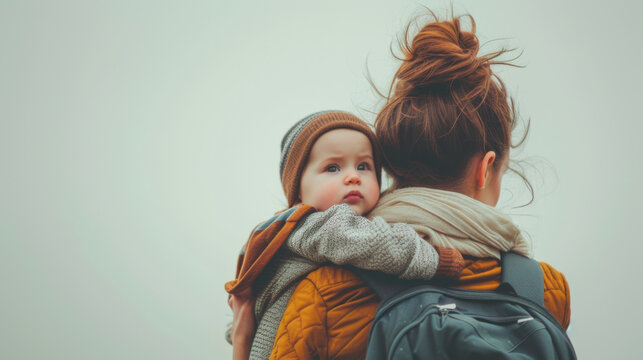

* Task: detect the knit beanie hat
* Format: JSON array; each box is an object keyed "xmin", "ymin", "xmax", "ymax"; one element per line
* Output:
[{"xmin": 280, "ymin": 110, "xmax": 382, "ymax": 207}]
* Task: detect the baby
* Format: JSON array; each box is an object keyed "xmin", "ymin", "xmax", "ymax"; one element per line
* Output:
[{"xmin": 225, "ymin": 111, "xmax": 463, "ymax": 359}]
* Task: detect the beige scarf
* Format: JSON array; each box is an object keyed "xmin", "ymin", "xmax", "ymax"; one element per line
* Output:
[{"xmin": 369, "ymin": 187, "xmax": 531, "ymax": 259}]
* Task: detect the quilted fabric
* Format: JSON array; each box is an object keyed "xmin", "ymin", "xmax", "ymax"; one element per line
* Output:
[
  {"xmin": 541, "ymin": 261, "xmax": 571, "ymax": 329},
  {"xmin": 270, "ymin": 259, "xmax": 570, "ymax": 359},
  {"xmin": 270, "ymin": 266, "xmax": 378, "ymax": 359}
]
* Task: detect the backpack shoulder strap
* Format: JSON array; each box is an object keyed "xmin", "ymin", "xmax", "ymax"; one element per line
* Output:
[
  {"xmin": 351, "ymin": 252, "xmax": 546, "ymax": 306},
  {"xmin": 500, "ymin": 252, "xmax": 545, "ymax": 306}
]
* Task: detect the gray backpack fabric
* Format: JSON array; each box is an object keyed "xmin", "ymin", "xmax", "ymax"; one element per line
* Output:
[{"xmin": 352, "ymin": 252, "xmax": 576, "ymax": 359}]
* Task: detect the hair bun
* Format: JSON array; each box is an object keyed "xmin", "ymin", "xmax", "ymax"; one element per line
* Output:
[{"xmin": 396, "ymin": 16, "xmax": 490, "ymax": 91}]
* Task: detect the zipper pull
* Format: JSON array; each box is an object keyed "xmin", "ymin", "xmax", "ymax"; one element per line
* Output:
[{"xmin": 435, "ymin": 303, "xmax": 456, "ymax": 324}]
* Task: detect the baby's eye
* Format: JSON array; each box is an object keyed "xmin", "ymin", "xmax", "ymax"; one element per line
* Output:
[
  {"xmin": 357, "ymin": 162, "xmax": 371, "ymax": 171},
  {"xmin": 326, "ymin": 165, "xmax": 339, "ymax": 173}
]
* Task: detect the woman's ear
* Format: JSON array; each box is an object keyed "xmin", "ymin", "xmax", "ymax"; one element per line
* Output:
[{"xmin": 475, "ymin": 151, "xmax": 496, "ymax": 189}]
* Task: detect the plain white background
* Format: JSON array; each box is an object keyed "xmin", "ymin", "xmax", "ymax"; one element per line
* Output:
[{"xmin": 1, "ymin": 0, "xmax": 642, "ymax": 358}]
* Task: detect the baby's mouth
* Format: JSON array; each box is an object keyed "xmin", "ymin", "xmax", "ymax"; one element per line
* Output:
[{"xmin": 343, "ymin": 190, "xmax": 363, "ymax": 203}]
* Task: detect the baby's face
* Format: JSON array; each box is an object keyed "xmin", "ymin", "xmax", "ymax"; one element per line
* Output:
[{"xmin": 299, "ymin": 129, "xmax": 380, "ymax": 215}]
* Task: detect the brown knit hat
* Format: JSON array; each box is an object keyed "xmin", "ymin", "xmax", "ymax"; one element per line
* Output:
[{"xmin": 280, "ymin": 111, "xmax": 382, "ymax": 207}]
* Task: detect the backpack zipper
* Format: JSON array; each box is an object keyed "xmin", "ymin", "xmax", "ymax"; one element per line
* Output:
[
  {"xmin": 435, "ymin": 303, "xmax": 456, "ymax": 324},
  {"xmin": 373, "ymin": 285, "xmax": 575, "ymax": 355},
  {"xmin": 376, "ymin": 286, "xmax": 567, "ymax": 335}
]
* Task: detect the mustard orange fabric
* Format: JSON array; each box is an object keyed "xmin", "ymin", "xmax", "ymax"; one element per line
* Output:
[
  {"xmin": 270, "ymin": 266, "xmax": 377, "ymax": 360},
  {"xmin": 271, "ymin": 259, "xmax": 570, "ymax": 359}
]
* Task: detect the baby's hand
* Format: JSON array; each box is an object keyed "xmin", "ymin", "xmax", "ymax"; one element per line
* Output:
[{"xmin": 228, "ymin": 292, "xmax": 255, "ymax": 359}]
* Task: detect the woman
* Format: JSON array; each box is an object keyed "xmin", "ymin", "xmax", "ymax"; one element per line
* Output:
[{"xmin": 267, "ymin": 14, "xmax": 570, "ymax": 359}]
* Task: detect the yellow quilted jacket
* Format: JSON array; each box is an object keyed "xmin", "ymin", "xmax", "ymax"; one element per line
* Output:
[{"xmin": 270, "ymin": 258, "xmax": 571, "ymax": 360}]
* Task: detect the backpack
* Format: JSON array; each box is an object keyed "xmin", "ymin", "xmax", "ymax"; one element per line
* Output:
[{"xmin": 351, "ymin": 252, "xmax": 576, "ymax": 359}]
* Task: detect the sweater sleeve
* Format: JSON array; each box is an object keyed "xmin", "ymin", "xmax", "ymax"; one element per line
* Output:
[{"xmin": 285, "ymin": 203, "xmax": 442, "ymax": 280}]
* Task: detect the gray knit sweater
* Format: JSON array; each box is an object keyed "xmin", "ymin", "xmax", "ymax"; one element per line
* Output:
[{"xmin": 246, "ymin": 203, "xmax": 441, "ymax": 359}]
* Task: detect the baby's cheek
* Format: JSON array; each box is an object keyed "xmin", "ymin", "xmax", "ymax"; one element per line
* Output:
[
  {"xmin": 365, "ymin": 180, "xmax": 381, "ymax": 209},
  {"xmin": 316, "ymin": 183, "xmax": 343, "ymax": 211}
]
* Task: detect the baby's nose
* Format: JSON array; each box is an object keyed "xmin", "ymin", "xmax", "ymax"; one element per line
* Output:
[{"xmin": 345, "ymin": 172, "xmax": 362, "ymax": 185}]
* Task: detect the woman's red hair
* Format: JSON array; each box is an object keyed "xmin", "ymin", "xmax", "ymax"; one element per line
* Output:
[{"xmin": 375, "ymin": 13, "xmax": 528, "ymax": 192}]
